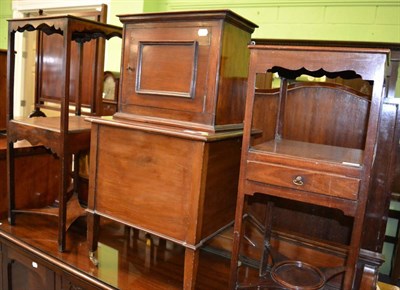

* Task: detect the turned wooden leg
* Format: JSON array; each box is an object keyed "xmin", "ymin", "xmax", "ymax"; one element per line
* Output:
[
  {"xmin": 7, "ymin": 141, "xmax": 15, "ymax": 225},
  {"xmin": 183, "ymin": 248, "xmax": 199, "ymax": 290},
  {"xmin": 58, "ymin": 154, "xmax": 69, "ymax": 252},
  {"xmin": 87, "ymin": 212, "xmax": 100, "ymax": 266},
  {"xmin": 229, "ymin": 192, "xmax": 246, "ymax": 289},
  {"xmin": 259, "ymin": 201, "xmax": 274, "ymax": 276}
]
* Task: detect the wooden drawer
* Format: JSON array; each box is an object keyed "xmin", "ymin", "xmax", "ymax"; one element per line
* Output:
[{"xmin": 246, "ymin": 161, "xmax": 360, "ymax": 200}]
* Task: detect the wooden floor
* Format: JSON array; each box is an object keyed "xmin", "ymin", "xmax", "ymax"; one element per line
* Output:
[
  {"xmin": 378, "ymin": 282, "xmax": 400, "ymax": 290},
  {"xmin": 0, "ymin": 213, "xmax": 247, "ymax": 289},
  {"xmin": 0, "ymin": 212, "xmax": 393, "ymax": 289}
]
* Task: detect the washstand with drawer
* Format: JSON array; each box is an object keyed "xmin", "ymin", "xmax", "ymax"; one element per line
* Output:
[{"xmin": 229, "ymin": 45, "xmax": 388, "ymax": 289}]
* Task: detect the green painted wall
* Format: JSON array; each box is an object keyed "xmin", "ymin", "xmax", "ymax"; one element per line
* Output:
[
  {"xmin": 0, "ymin": 0, "xmax": 12, "ymax": 49},
  {"xmin": 125, "ymin": 0, "xmax": 400, "ymax": 96},
  {"xmin": 2, "ymin": 1, "xmax": 399, "ymax": 48},
  {"xmin": 3, "ymin": 1, "xmax": 397, "ymax": 47},
  {"xmin": 145, "ymin": 0, "xmax": 400, "ymax": 43},
  {"xmin": 143, "ymin": 0, "xmax": 167, "ymax": 12},
  {"xmin": 1, "ymin": 0, "xmax": 399, "ymax": 86},
  {"xmin": 0, "ymin": 0, "xmax": 400, "ymax": 275}
]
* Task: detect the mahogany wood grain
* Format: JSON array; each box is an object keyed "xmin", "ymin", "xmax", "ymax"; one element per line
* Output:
[
  {"xmin": 36, "ymin": 6, "xmax": 108, "ymax": 115},
  {"xmin": 115, "ymin": 10, "xmax": 257, "ymax": 132},
  {"xmin": 6, "ymin": 15, "xmax": 122, "ymax": 252},
  {"xmin": 3, "ymin": 245, "xmax": 55, "ymax": 289},
  {"xmin": 0, "ymin": 49, "xmax": 6, "ymax": 131},
  {"xmin": 0, "ymin": 136, "xmax": 59, "ymax": 219},
  {"xmin": 281, "ymin": 83, "xmax": 369, "ymax": 149},
  {"xmin": 87, "ymin": 117, "xmax": 241, "ymax": 249},
  {"xmin": 87, "ymin": 10, "xmax": 255, "ymax": 290},
  {"xmin": 252, "ymin": 39, "xmax": 400, "ymax": 99},
  {"xmin": 7, "ymin": 116, "xmax": 91, "ymax": 156},
  {"xmin": 230, "ymin": 45, "xmax": 388, "ymax": 290},
  {"xmin": 0, "ymin": 214, "xmax": 380, "ymax": 290},
  {"xmin": 362, "ymin": 99, "xmax": 400, "ymax": 252},
  {"xmin": 250, "ymin": 40, "xmax": 400, "ymax": 261},
  {"xmin": 246, "ymin": 161, "xmax": 360, "ymax": 200},
  {"xmin": 252, "ymin": 139, "xmax": 364, "ymax": 166},
  {"xmin": 251, "ymin": 82, "xmax": 370, "ymax": 150},
  {"xmin": 247, "ymin": 39, "xmax": 400, "ymax": 274}
]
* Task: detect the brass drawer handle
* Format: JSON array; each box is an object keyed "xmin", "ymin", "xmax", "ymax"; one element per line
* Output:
[{"xmin": 293, "ymin": 176, "xmax": 304, "ymax": 186}]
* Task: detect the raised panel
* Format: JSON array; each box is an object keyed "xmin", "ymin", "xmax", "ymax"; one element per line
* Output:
[
  {"xmin": 94, "ymin": 125, "xmax": 204, "ymax": 243},
  {"xmin": 120, "ymin": 25, "xmax": 212, "ymax": 117},
  {"xmin": 136, "ymin": 41, "xmax": 198, "ymax": 98}
]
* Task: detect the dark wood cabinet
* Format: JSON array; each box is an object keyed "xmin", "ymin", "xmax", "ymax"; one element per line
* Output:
[
  {"xmin": 114, "ymin": 10, "xmax": 257, "ymax": 132},
  {"xmin": 2, "ymin": 244, "xmax": 55, "ymax": 290},
  {"xmin": 87, "ymin": 10, "xmax": 257, "ymax": 289},
  {"xmin": 0, "ymin": 234, "xmax": 116, "ymax": 290},
  {"xmin": 229, "ymin": 45, "xmax": 389, "ymax": 289}
]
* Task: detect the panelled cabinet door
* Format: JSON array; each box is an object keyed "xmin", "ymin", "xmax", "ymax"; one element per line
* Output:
[{"xmin": 2, "ymin": 246, "xmax": 55, "ymax": 290}]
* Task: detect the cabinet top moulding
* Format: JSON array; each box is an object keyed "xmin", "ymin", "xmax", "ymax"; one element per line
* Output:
[
  {"xmin": 118, "ymin": 9, "xmax": 258, "ymax": 33},
  {"xmin": 114, "ymin": 10, "xmax": 258, "ymax": 133}
]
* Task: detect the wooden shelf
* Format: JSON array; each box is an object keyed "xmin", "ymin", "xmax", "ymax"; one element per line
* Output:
[
  {"xmin": 11, "ymin": 116, "xmax": 91, "ymax": 133},
  {"xmin": 8, "ymin": 116, "xmax": 91, "ymax": 156},
  {"xmin": 251, "ymin": 139, "xmax": 364, "ymax": 169}
]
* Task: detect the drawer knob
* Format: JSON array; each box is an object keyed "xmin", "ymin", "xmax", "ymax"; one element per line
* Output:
[{"xmin": 293, "ymin": 176, "xmax": 304, "ymax": 186}]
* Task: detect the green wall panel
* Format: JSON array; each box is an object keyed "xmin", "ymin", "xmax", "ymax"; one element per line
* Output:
[
  {"xmin": 157, "ymin": 0, "xmax": 400, "ymax": 43},
  {"xmin": 376, "ymin": 6, "xmax": 400, "ymax": 25},
  {"xmin": 0, "ymin": 0, "xmax": 398, "ymax": 93},
  {"xmin": 0, "ymin": 0, "xmax": 12, "ymax": 49},
  {"xmin": 278, "ymin": 7, "xmax": 325, "ymax": 23}
]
